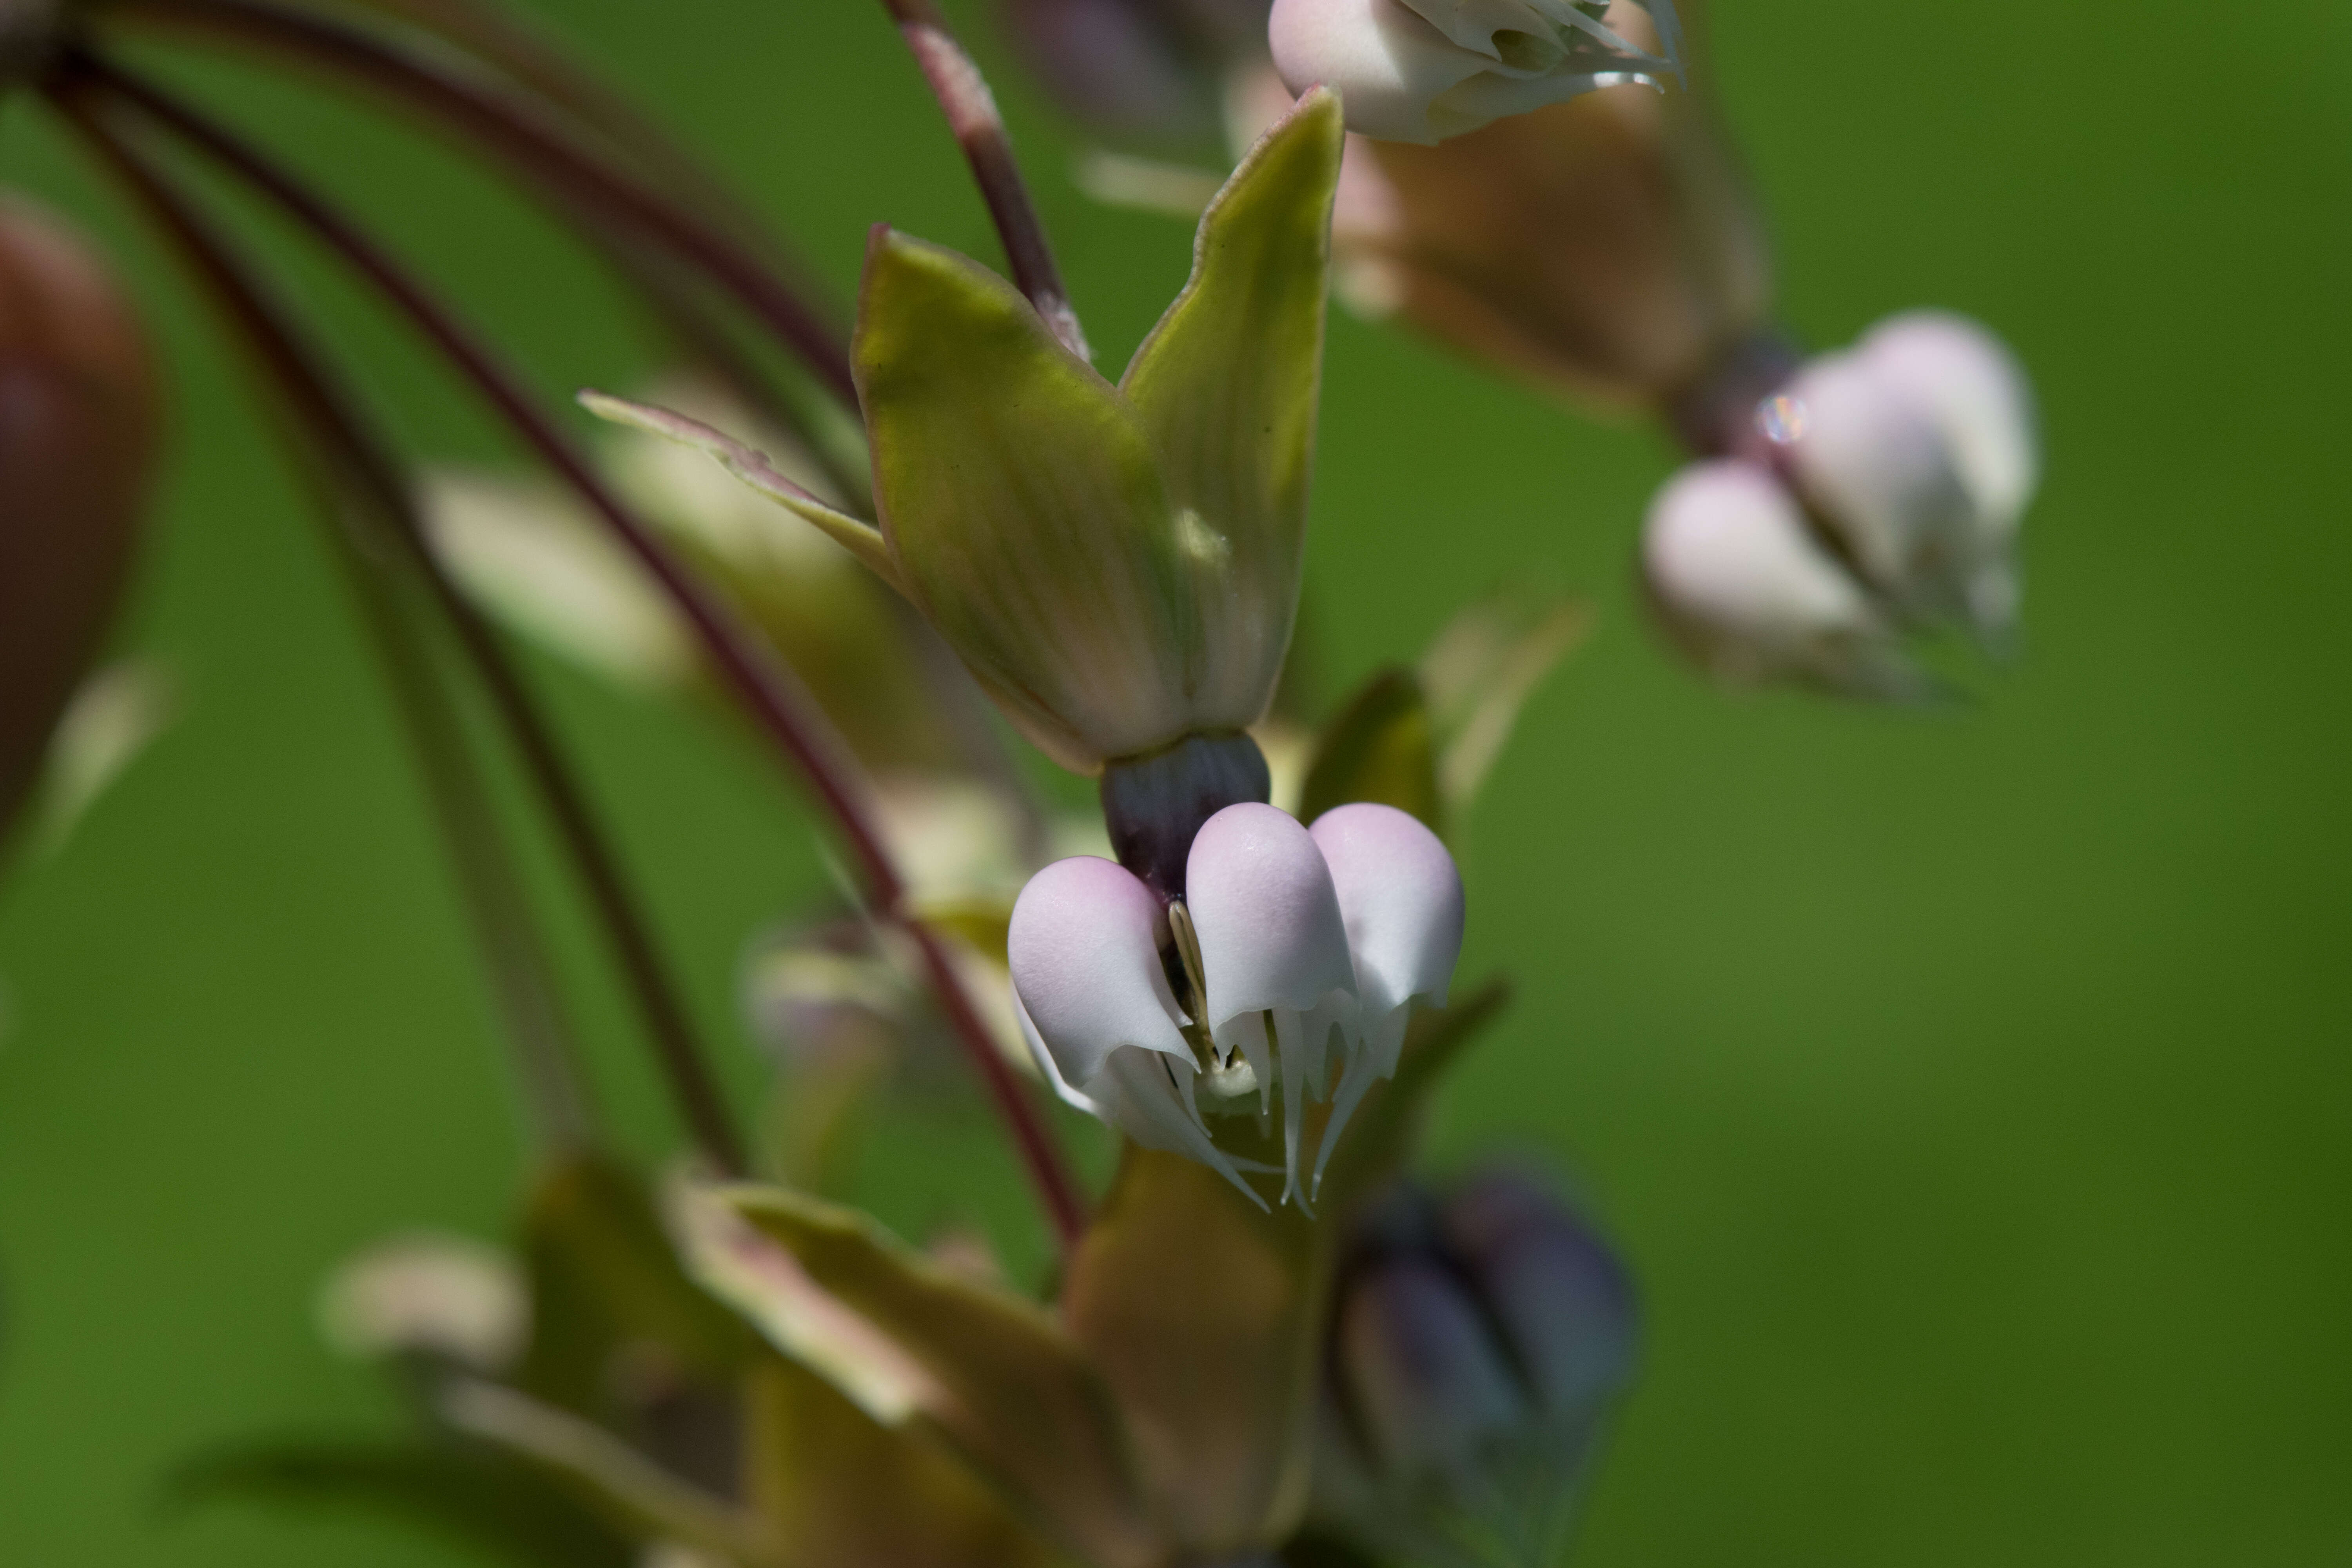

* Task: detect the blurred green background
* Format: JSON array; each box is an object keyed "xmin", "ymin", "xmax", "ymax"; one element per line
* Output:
[{"xmin": 3, "ymin": 0, "xmax": 2347, "ymax": 1562}]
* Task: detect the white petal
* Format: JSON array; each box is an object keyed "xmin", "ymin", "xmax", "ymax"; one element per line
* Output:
[
  {"xmin": 1186, "ymin": 802, "xmax": 1358, "ymax": 1027},
  {"xmin": 1309, "ymin": 802, "xmax": 1465, "ymax": 1017},
  {"xmin": 1008, "ymin": 856, "xmax": 1190, "ymax": 1093},
  {"xmin": 1269, "ymin": 0, "xmax": 1670, "ymax": 144},
  {"xmin": 1096, "ymin": 1048, "xmax": 1267, "ymax": 1209},
  {"xmin": 1642, "ymin": 461, "xmax": 1929, "ymax": 701},
  {"xmin": 1781, "ymin": 350, "xmax": 1975, "ymax": 612},
  {"xmin": 1859, "ymin": 310, "xmax": 2038, "ymax": 541}
]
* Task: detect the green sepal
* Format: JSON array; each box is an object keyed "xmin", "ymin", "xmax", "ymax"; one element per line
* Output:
[
  {"xmin": 1120, "ymin": 85, "xmax": 1345, "ymax": 733},
  {"xmin": 854, "ymin": 228, "xmax": 1189, "ymax": 773},
  {"xmin": 744, "ymin": 1354, "xmax": 1077, "ymax": 1568},
  {"xmin": 515, "ymin": 1153, "xmax": 761, "ymax": 1419},
  {"xmin": 577, "ymin": 390, "xmax": 903, "ymax": 591},
  {"xmin": 166, "ymin": 1437, "xmax": 633, "ymax": 1568},
  {"xmin": 704, "ymin": 1183, "xmax": 1161, "ymax": 1568},
  {"xmin": 1060, "ymin": 1143, "xmax": 1330, "ymax": 1555},
  {"xmin": 1298, "ymin": 666, "xmax": 1444, "ymax": 834}
]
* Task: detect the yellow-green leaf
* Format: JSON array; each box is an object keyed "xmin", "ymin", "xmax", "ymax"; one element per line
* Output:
[
  {"xmin": 707, "ymin": 1183, "xmax": 1160, "ymax": 1568},
  {"xmin": 1419, "ymin": 589, "xmax": 1590, "ymax": 813},
  {"xmin": 1060, "ymin": 1144, "xmax": 1329, "ymax": 1556},
  {"xmin": 1120, "ymin": 87, "xmax": 1345, "ymax": 735},
  {"xmin": 853, "ymin": 230, "xmax": 1189, "ymax": 773}
]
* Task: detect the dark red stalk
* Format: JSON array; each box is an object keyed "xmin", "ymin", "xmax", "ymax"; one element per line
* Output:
[{"xmin": 62, "ymin": 52, "xmax": 1089, "ymax": 1245}]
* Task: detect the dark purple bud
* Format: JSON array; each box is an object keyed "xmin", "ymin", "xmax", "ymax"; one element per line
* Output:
[
  {"xmin": 0, "ymin": 197, "xmax": 159, "ymax": 837},
  {"xmin": 1337, "ymin": 1252, "xmax": 1527, "ymax": 1477},
  {"xmin": 1442, "ymin": 1169, "xmax": 1639, "ymax": 1415}
]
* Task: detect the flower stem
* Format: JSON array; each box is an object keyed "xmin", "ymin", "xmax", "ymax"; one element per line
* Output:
[
  {"xmin": 63, "ymin": 51, "xmax": 1090, "ymax": 1246},
  {"xmin": 874, "ymin": 0, "xmax": 1089, "ymax": 359},
  {"xmin": 53, "ymin": 89, "xmax": 606, "ymax": 1159},
  {"xmin": 106, "ymin": 0, "xmax": 861, "ymax": 412}
]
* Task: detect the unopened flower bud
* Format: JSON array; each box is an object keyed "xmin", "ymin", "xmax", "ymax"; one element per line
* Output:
[
  {"xmin": 1641, "ymin": 459, "xmax": 1928, "ymax": 700},
  {"xmin": 318, "ymin": 1232, "xmax": 528, "ymax": 1374},
  {"xmin": 1311, "ymin": 1171, "xmax": 1637, "ymax": 1565},
  {"xmin": 1270, "ymin": 0, "xmax": 1683, "ymax": 145},
  {"xmin": 0, "ymin": 197, "xmax": 159, "ymax": 835}
]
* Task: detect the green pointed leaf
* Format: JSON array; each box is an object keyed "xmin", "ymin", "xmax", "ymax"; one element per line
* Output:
[
  {"xmin": 698, "ymin": 1182, "xmax": 1161, "ymax": 1568},
  {"xmin": 744, "ymin": 1355, "xmax": 1077, "ymax": 1568},
  {"xmin": 1419, "ymin": 590, "xmax": 1590, "ymax": 813},
  {"xmin": 168, "ymin": 1437, "xmax": 633, "ymax": 1568},
  {"xmin": 1059, "ymin": 1145, "xmax": 1329, "ymax": 1555},
  {"xmin": 516, "ymin": 1153, "xmax": 760, "ymax": 1419},
  {"xmin": 440, "ymin": 1380, "xmax": 773, "ymax": 1563},
  {"xmin": 854, "ymin": 229, "xmax": 1189, "ymax": 773},
  {"xmin": 1120, "ymin": 86, "xmax": 1345, "ymax": 733},
  {"xmin": 577, "ymin": 390, "xmax": 903, "ymax": 591},
  {"xmin": 1298, "ymin": 666, "xmax": 1444, "ymax": 833}
]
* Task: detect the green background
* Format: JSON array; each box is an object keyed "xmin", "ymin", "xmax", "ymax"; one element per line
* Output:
[{"xmin": 3, "ymin": 0, "xmax": 2347, "ymax": 1562}]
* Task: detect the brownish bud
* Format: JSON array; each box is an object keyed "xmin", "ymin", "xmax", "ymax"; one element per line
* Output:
[
  {"xmin": 0, "ymin": 196, "xmax": 160, "ymax": 833},
  {"xmin": 1319, "ymin": 53, "xmax": 1773, "ymax": 415}
]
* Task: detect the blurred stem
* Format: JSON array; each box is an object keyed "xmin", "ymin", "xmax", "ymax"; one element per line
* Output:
[
  {"xmin": 64, "ymin": 53, "xmax": 1090, "ymax": 1248},
  {"xmin": 51, "ymin": 95, "xmax": 600, "ymax": 1158},
  {"xmin": 52, "ymin": 78, "xmax": 751, "ymax": 1174},
  {"xmin": 105, "ymin": 0, "xmax": 862, "ymax": 415},
  {"xmin": 874, "ymin": 0, "xmax": 1089, "ymax": 359}
]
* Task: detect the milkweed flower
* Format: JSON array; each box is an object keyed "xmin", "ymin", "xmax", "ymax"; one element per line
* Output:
[
  {"xmin": 1010, "ymin": 800, "xmax": 1463, "ymax": 1207},
  {"xmin": 1269, "ymin": 0, "xmax": 1684, "ymax": 144},
  {"xmin": 1644, "ymin": 310, "xmax": 2038, "ymax": 694}
]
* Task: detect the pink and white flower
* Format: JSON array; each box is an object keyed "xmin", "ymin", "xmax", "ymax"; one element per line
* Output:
[{"xmin": 1009, "ymin": 800, "xmax": 1465, "ymax": 1207}]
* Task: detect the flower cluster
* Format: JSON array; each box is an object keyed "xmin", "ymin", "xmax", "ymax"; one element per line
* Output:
[
  {"xmin": 1645, "ymin": 310, "xmax": 2039, "ymax": 697},
  {"xmin": 1012, "ymin": 799, "xmax": 1464, "ymax": 1207}
]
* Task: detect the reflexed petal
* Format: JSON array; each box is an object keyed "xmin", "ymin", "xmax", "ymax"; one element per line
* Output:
[
  {"xmin": 1186, "ymin": 803, "xmax": 1357, "ymax": 1027},
  {"xmin": 1008, "ymin": 856, "xmax": 1191, "ymax": 1091},
  {"xmin": 855, "ymin": 230, "xmax": 1191, "ymax": 770},
  {"xmin": 1641, "ymin": 459, "xmax": 1932, "ymax": 701},
  {"xmin": 1782, "ymin": 350, "xmax": 1975, "ymax": 615},
  {"xmin": 1120, "ymin": 87, "xmax": 1343, "ymax": 734},
  {"xmin": 1309, "ymin": 802, "xmax": 1464, "ymax": 1017},
  {"xmin": 1860, "ymin": 310, "xmax": 2038, "ymax": 539}
]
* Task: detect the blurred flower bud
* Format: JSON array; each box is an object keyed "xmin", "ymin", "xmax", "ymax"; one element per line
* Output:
[
  {"xmin": 0, "ymin": 197, "xmax": 160, "ymax": 837},
  {"xmin": 1270, "ymin": 0, "xmax": 1683, "ymax": 145},
  {"xmin": 1771, "ymin": 310, "xmax": 2037, "ymax": 642},
  {"xmin": 1642, "ymin": 459, "xmax": 1928, "ymax": 700},
  {"xmin": 318, "ymin": 1231, "xmax": 528, "ymax": 1375},
  {"xmin": 1310, "ymin": 1171, "xmax": 1637, "ymax": 1567}
]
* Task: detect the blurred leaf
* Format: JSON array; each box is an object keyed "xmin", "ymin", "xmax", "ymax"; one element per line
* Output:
[
  {"xmin": 743, "ymin": 1353, "xmax": 1074, "ymax": 1568},
  {"xmin": 1318, "ymin": 979, "xmax": 1513, "ymax": 1217},
  {"xmin": 27, "ymin": 658, "xmax": 176, "ymax": 857},
  {"xmin": 1060, "ymin": 1144, "xmax": 1328, "ymax": 1555},
  {"xmin": 439, "ymin": 1380, "xmax": 769, "ymax": 1564},
  {"xmin": 516, "ymin": 1153, "xmax": 760, "ymax": 1418},
  {"xmin": 708, "ymin": 1183, "xmax": 1160, "ymax": 1568},
  {"xmin": 911, "ymin": 895, "xmax": 1013, "ymax": 967},
  {"xmin": 168, "ymin": 1436, "xmax": 633, "ymax": 1568},
  {"xmin": 1299, "ymin": 667, "xmax": 1443, "ymax": 833},
  {"xmin": 576, "ymin": 390, "xmax": 902, "ymax": 590},
  {"xmin": 1419, "ymin": 590, "xmax": 1590, "ymax": 814}
]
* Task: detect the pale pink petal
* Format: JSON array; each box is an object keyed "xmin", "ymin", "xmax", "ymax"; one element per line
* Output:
[
  {"xmin": 1186, "ymin": 802, "xmax": 1357, "ymax": 1027},
  {"xmin": 1860, "ymin": 310, "xmax": 2038, "ymax": 540},
  {"xmin": 1781, "ymin": 350, "xmax": 1974, "ymax": 608},
  {"xmin": 1309, "ymin": 802, "xmax": 1464, "ymax": 1017},
  {"xmin": 1008, "ymin": 855, "xmax": 1190, "ymax": 1093}
]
